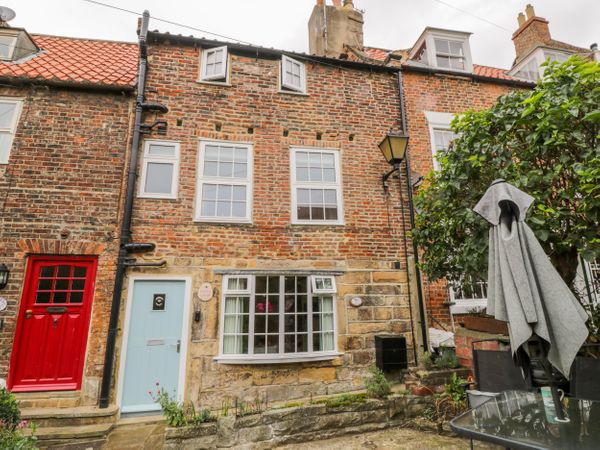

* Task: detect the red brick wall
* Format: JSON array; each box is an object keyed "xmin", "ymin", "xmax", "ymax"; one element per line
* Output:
[
  {"xmin": 0, "ymin": 86, "xmax": 132, "ymax": 404},
  {"xmin": 512, "ymin": 16, "xmax": 552, "ymax": 63},
  {"xmin": 135, "ymin": 45, "xmax": 406, "ymax": 261},
  {"xmin": 401, "ymin": 70, "xmax": 524, "ymax": 325}
]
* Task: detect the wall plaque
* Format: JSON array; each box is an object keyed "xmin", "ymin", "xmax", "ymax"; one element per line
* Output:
[{"xmin": 198, "ymin": 283, "xmax": 213, "ymax": 301}]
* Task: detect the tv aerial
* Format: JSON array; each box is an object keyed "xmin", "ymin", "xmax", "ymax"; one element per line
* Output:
[{"xmin": 0, "ymin": 6, "xmax": 16, "ymax": 23}]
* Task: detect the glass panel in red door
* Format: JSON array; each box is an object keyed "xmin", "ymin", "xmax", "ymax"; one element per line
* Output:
[{"xmin": 8, "ymin": 256, "xmax": 97, "ymax": 392}]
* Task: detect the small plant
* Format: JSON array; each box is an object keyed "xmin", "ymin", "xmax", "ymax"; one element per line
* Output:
[
  {"xmin": 421, "ymin": 349, "xmax": 460, "ymax": 370},
  {"xmin": 364, "ymin": 365, "xmax": 391, "ymax": 399},
  {"xmin": 311, "ymin": 393, "xmax": 368, "ymax": 408},
  {"xmin": 150, "ymin": 384, "xmax": 214, "ymax": 427},
  {"xmin": 220, "ymin": 400, "xmax": 231, "ymax": 417},
  {"xmin": 235, "ymin": 394, "xmax": 267, "ymax": 417},
  {"xmin": 0, "ymin": 387, "xmax": 37, "ymax": 449},
  {"xmin": 427, "ymin": 373, "xmax": 469, "ymax": 430}
]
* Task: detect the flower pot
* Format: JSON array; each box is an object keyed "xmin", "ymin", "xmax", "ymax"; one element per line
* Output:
[
  {"xmin": 461, "ymin": 316, "xmax": 508, "ymax": 335},
  {"xmin": 411, "ymin": 385, "xmax": 433, "ymax": 396}
]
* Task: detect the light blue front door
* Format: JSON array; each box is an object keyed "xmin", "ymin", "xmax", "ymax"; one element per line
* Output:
[{"xmin": 121, "ymin": 280, "xmax": 186, "ymax": 413}]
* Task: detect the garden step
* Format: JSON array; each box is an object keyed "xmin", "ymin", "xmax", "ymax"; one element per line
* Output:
[
  {"xmin": 14, "ymin": 391, "xmax": 80, "ymax": 409},
  {"xmin": 20, "ymin": 405, "xmax": 119, "ymax": 428},
  {"xmin": 28, "ymin": 423, "xmax": 114, "ymax": 450}
]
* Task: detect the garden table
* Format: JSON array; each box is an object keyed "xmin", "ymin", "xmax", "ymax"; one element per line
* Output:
[{"xmin": 450, "ymin": 390, "xmax": 600, "ymax": 449}]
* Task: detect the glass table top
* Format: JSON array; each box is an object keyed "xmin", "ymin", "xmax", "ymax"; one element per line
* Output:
[{"xmin": 450, "ymin": 390, "xmax": 600, "ymax": 450}]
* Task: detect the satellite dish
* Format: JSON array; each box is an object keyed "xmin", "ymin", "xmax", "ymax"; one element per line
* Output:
[{"xmin": 0, "ymin": 6, "xmax": 16, "ymax": 22}]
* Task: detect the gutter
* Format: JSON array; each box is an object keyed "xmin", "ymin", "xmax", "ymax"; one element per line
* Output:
[
  {"xmin": 146, "ymin": 31, "xmax": 399, "ymax": 74},
  {"xmin": 98, "ymin": 10, "xmax": 150, "ymax": 409},
  {"xmin": 400, "ymin": 64, "xmax": 534, "ymax": 89},
  {"xmin": 0, "ymin": 76, "xmax": 135, "ymax": 93}
]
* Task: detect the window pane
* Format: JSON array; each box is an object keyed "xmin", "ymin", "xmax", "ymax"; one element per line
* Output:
[
  {"xmin": 145, "ymin": 162, "xmax": 174, "ymax": 194},
  {"xmin": 55, "ymin": 279, "xmax": 69, "ymax": 290},
  {"xmin": 204, "ymin": 161, "xmax": 218, "ymax": 176},
  {"xmin": 285, "ymin": 314, "xmax": 294, "ymax": 332},
  {"xmin": 69, "ymin": 292, "xmax": 84, "ymax": 303},
  {"xmin": 297, "ymin": 206, "xmax": 310, "ymax": 220},
  {"xmin": 267, "ymin": 335, "xmax": 279, "ymax": 354},
  {"xmin": 73, "ymin": 267, "xmax": 87, "ymax": 278},
  {"xmin": 436, "ymin": 55, "xmax": 450, "ymax": 68},
  {"xmin": 297, "ymin": 334, "xmax": 308, "ymax": 352},
  {"xmin": 220, "ymin": 147, "xmax": 234, "ymax": 162},
  {"xmin": 296, "ymin": 167, "xmax": 309, "ymax": 182},
  {"xmin": 323, "ymin": 168, "xmax": 335, "ymax": 182},
  {"xmin": 309, "ymin": 152, "xmax": 321, "ymax": 167},
  {"xmin": 148, "ymin": 144, "xmax": 176, "ymax": 157},
  {"xmin": 201, "ymin": 200, "xmax": 216, "ymax": 217},
  {"xmin": 216, "ymin": 201, "xmax": 231, "ymax": 217},
  {"xmin": 256, "ymin": 277, "xmax": 267, "ymax": 293},
  {"xmin": 234, "ymin": 148, "xmax": 247, "ymax": 162},
  {"xmin": 254, "ymin": 335, "xmax": 266, "ymax": 353},
  {"xmin": 38, "ymin": 279, "xmax": 52, "ymax": 290},
  {"xmin": 296, "ymin": 152, "xmax": 308, "ymax": 166},
  {"xmin": 450, "ymin": 57, "xmax": 465, "ymax": 70},
  {"xmin": 54, "ymin": 292, "xmax": 67, "ymax": 303},
  {"xmin": 231, "ymin": 201, "xmax": 246, "ymax": 217},
  {"xmin": 205, "ymin": 145, "xmax": 219, "ymax": 160},
  {"xmin": 0, "ymin": 133, "xmax": 12, "ymax": 163},
  {"xmin": 311, "ymin": 207, "xmax": 324, "ymax": 220},
  {"xmin": 268, "ymin": 276, "xmax": 279, "ymax": 293},
  {"xmin": 309, "ymin": 167, "xmax": 322, "ymax": 182},
  {"xmin": 217, "ymin": 184, "xmax": 232, "ymax": 200},
  {"xmin": 267, "ymin": 315, "xmax": 279, "ymax": 333},
  {"xmin": 233, "ymin": 163, "xmax": 247, "ymax": 178},
  {"xmin": 449, "ymin": 41, "xmax": 464, "ymax": 56},
  {"xmin": 57, "ymin": 265, "xmax": 71, "ymax": 277},
  {"xmin": 0, "ymin": 102, "xmax": 16, "ymax": 128},
  {"xmin": 322, "ymin": 153, "xmax": 334, "ymax": 168},
  {"xmin": 0, "ymin": 36, "xmax": 15, "ymax": 60},
  {"xmin": 41, "ymin": 267, "xmax": 55, "ymax": 278},
  {"xmin": 36, "ymin": 292, "xmax": 51, "ymax": 304},
  {"xmin": 219, "ymin": 162, "xmax": 233, "ymax": 177},
  {"xmin": 285, "ymin": 334, "xmax": 295, "ymax": 353},
  {"xmin": 434, "ymin": 39, "xmax": 450, "ymax": 54},
  {"xmin": 202, "ymin": 184, "xmax": 217, "ymax": 200}
]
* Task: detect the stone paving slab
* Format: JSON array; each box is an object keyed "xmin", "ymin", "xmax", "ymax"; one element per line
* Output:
[{"xmin": 276, "ymin": 426, "xmax": 501, "ymax": 450}]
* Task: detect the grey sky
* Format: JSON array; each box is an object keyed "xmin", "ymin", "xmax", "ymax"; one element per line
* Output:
[{"xmin": 5, "ymin": 0, "xmax": 599, "ymax": 69}]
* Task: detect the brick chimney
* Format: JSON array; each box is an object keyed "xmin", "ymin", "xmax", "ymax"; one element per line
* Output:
[
  {"xmin": 308, "ymin": 0, "xmax": 364, "ymax": 58},
  {"xmin": 512, "ymin": 4, "xmax": 552, "ymax": 63}
]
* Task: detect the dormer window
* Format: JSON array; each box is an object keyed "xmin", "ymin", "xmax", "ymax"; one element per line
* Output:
[
  {"xmin": 434, "ymin": 38, "xmax": 466, "ymax": 70},
  {"xmin": 408, "ymin": 28, "xmax": 473, "ymax": 73},
  {"xmin": 0, "ymin": 35, "xmax": 17, "ymax": 60},
  {"xmin": 280, "ymin": 55, "xmax": 306, "ymax": 94},
  {"xmin": 0, "ymin": 28, "xmax": 38, "ymax": 62},
  {"xmin": 509, "ymin": 47, "xmax": 572, "ymax": 82},
  {"xmin": 200, "ymin": 45, "xmax": 229, "ymax": 83}
]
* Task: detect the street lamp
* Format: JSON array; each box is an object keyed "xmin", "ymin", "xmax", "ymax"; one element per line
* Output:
[
  {"xmin": 378, "ymin": 131, "xmax": 429, "ymax": 353},
  {"xmin": 0, "ymin": 264, "xmax": 9, "ymax": 290}
]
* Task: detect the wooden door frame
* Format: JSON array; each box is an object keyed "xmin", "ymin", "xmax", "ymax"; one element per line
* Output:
[
  {"xmin": 7, "ymin": 255, "xmax": 98, "ymax": 391},
  {"xmin": 116, "ymin": 275, "xmax": 192, "ymax": 412}
]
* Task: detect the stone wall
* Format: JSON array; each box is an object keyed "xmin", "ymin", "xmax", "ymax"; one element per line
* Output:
[{"xmin": 164, "ymin": 394, "xmax": 432, "ymax": 449}]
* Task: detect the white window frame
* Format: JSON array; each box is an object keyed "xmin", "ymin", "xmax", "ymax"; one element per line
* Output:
[
  {"xmin": 424, "ymin": 111, "xmax": 457, "ymax": 171},
  {"xmin": 216, "ymin": 274, "xmax": 341, "ymax": 364},
  {"xmin": 199, "ymin": 45, "xmax": 229, "ymax": 83},
  {"xmin": 509, "ymin": 47, "xmax": 573, "ymax": 82},
  {"xmin": 0, "ymin": 35, "xmax": 17, "ymax": 61},
  {"xmin": 138, "ymin": 140, "xmax": 180, "ymax": 199},
  {"xmin": 195, "ymin": 139, "xmax": 253, "ymax": 223},
  {"xmin": 448, "ymin": 277, "xmax": 488, "ymax": 315},
  {"xmin": 0, "ymin": 98, "xmax": 23, "ymax": 164},
  {"xmin": 311, "ymin": 275, "xmax": 336, "ymax": 294},
  {"xmin": 409, "ymin": 29, "xmax": 473, "ymax": 73},
  {"xmin": 290, "ymin": 147, "xmax": 344, "ymax": 225},
  {"xmin": 280, "ymin": 55, "xmax": 307, "ymax": 94}
]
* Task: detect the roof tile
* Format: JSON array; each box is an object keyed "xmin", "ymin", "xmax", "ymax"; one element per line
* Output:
[{"xmin": 0, "ymin": 35, "xmax": 137, "ymax": 88}]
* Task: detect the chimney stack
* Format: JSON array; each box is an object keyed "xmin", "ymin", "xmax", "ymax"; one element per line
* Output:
[
  {"xmin": 308, "ymin": 0, "xmax": 364, "ymax": 58},
  {"xmin": 512, "ymin": 4, "xmax": 551, "ymax": 63}
]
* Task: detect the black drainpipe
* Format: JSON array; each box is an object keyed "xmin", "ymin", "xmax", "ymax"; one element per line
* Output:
[
  {"xmin": 99, "ymin": 10, "xmax": 150, "ymax": 409},
  {"xmin": 396, "ymin": 70, "xmax": 429, "ymax": 353}
]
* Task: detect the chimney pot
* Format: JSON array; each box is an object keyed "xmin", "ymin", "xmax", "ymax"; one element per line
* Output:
[
  {"xmin": 591, "ymin": 43, "xmax": 599, "ymax": 51},
  {"xmin": 332, "ymin": 0, "xmax": 342, "ymax": 7},
  {"xmin": 525, "ymin": 4, "xmax": 535, "ymax": 19},
  {"xmin": 517, "ymin": 12, "xmax": 526, "ymax": 26},
  {"xmin": 343, "ymin": 0, "xmax": 354, "ymax": 8},
  {"xmin": 316, "ymin": 0, "xmax": 324, "ymax": 5}
]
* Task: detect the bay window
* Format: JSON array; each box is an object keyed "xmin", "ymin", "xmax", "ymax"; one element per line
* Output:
[{"xmin": 218, "ymin": 274, "xmax": 339, "ymax": 363}]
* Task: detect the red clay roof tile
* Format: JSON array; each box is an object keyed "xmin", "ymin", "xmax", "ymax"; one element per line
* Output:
[{"xmin": 0, "ymin": 35, "xmax": 138, "ymax": 88}]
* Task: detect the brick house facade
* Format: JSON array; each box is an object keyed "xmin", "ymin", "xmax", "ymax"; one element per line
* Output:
[
  {"xmin": 109, "ymin": 31, "xmax": 421, "ymax": 410},
  {"xmin": 0, "ymin": 34, "xmax": 137, "ymax": 407}
]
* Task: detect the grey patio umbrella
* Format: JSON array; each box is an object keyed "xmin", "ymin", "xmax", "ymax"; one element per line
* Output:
[{"xmin": 473, "ymin": 179, "xmax": 588, "ymax": 415}]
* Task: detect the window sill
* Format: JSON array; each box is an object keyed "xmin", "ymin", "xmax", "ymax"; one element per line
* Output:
[
  {"xmin": 291, "ymin": 221, "xmax": 345, "ymax": 226},
  {"xmin": 278, "ymin": 89, "xmax": 309, "ymax": 97},
  {"xmin": 138, "ymin": 194, "xmax": 178, "ymax": 200},
  {"xmin": 214, "ymin": 352, "xmax": 342, "ymax": 365},
  {"xmin": 449, "ymin": 298, "xmax": 487, "ymax": 314},
  {"xmin": 194, "ymin": 218, "xmax": 253, "ymax": 225},
  {"xmin": 196, "ymin": 79, "xmax": 232, "ymax": 87}
]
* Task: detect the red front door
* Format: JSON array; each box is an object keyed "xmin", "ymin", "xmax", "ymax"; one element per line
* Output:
[{"xmin": 8, "ymin": 256, "xmax": 97, "ymax": 392}]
